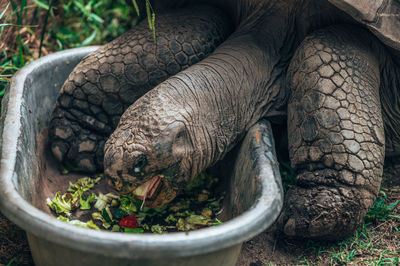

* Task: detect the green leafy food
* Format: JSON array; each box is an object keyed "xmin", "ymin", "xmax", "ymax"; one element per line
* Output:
[
  {"xmin": 164, "ymin": 214, "xmax": 177, "ymax": 224},
  {"xmin": 151, "ymin": 224, "xmax": 164, "ymax": 234},
  {"xmin": 102, "ymin": 207, "xmax": 113, "ymax": 223},
  {"xmin": 102, "ymin": 222, "xmax": 111, "ymax": 229},
  {"xmin": 68, "ymin": 176, "xmax": 101, "ymax": 193},
  {"xmin": 186, "ymin": 214, "xmax": 211, "ymax": 226},
  {"xmin": 119, "ymin": 194, "xmax": 138, "ymax": 214},
  {"xmin": 111, "ymin": 199, "xmax": 119, "ymax": 207},
  {"xmin": 176, "ymin": 214, "xmax": 213, "ymax": 231},
  {"xmin": 94, "ymin": 192, "xmax": 119, "ymax": 211},
  {"xmin": 57, "ymin": 216, "xmax": 100, "ymax": 230},
  {"xmin": 212, "ymin": 218, "xmax": 223, "ymax": 226},
  {"xmin": 124, "ymin": 228, "xmax": 144, "ymax": 234},
  {"xmin": 176, "ymin": 218, "xmax": 192, "ymax": 231},
  {"xmin": 111, "ymin": 224, "xmax": 120, "ymax": 232},
  {"xmin": 91, "ymin": 212, "xmax": 103, "ymax": 221},
  {"xmin": 46, "ymin": 191, "xmax": 74, "ymax": 216},
  {"xmin": 47, "ymin": 172, "xmax": 224, "ymax": 233},
  {"xmin": 79, "ymin": 192, "xmax": 96, "ymax": 210},
  {"xmin": 94, "ymin": 193, "xmax": 108, "ymax": 211}
]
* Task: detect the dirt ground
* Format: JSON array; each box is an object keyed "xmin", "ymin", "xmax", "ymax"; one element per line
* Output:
[{"xmin": 0, "ymin": 213, "xmax": 33, "ymax": 265}]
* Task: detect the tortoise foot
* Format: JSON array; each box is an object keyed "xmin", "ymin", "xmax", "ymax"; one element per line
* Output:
[
  {"xmin": 281, "ymin": 170, "xmax": 374, "ymax": 240},
  {"xmin": 49, "ymin": 110, "xmax": 107, "ymax": 172}
]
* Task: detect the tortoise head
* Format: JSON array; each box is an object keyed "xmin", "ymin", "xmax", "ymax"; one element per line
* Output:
[{"xmin": 104, "ymin": 101, "xmax": 195, "ymax": 207}]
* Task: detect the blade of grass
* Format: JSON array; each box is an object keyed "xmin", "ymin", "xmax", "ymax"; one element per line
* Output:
[
  {"xmin": 151, "ymin": 12, "xmax": 155, "ymax": 42},
  {"xmin": 145, "ymin": 0, "xmax": 152, "ymax": 30},
  {"xmin": 0, "ymin": 3, "xmax": 10, "ymax": 20},
  {"xmin": 132, "ymin": 0, "xmax": 140, "ymax": 16},
  {"xmin": 144, "ymin": 0, "xmax": 155, "ymax": 43},
  {"xmin": 39, "ymin": 0, "xmax": 55, "ymax": 57},
  {"xmin": 0, "ymin": 23, "xmax": 38, "ymax": 27},
  {"xmin": 81, "ymin": 29, "xmax": 97, "ymax": 46},
  {"xmin": 32, "ymin": 0, "xmax": 49, "ymax": 10},
  {"xmin": 9, "ymin": 0, "xmax": 27, "ymax": 66},
  {"xmin": 89, "ymin": 13, "xmax": 104, "ymax": 24},
  {"xmin": 19, "ymin": 0, "xmax": 27, "ymax": 24},
  {"xmin": 17, "ymin": 34, "xmax": 24, "ymax": 66},
  {"xmin": 9, "ymin": 0, "xmax": 20, "ymax": 24}
]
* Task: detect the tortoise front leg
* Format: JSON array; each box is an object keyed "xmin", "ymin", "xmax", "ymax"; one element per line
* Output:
[
  {"xmin": 282, "ymin": 25, "xmax": 385, "ymax": 239},
  {"xmin": 48, "ymin": 6, "xmax": 232, "ymax": 172}
]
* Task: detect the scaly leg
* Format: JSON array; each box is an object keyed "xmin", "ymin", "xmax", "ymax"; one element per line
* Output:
[{"xmin": 282, "ymin": 25, "xmax": 385, "ymax": 239}]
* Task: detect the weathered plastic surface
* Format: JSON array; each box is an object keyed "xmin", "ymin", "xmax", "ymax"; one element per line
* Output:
[{"xmin": 0, "ymin": 47, "xmax": 283, "ymax": 266}]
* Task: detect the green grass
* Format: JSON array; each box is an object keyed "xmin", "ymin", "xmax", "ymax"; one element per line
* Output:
[
  {"xmin": 0, "ymin": 0, "xmax": 144, "ymax": 111},
  {"xmin": 365, "ymin": 190, "xmax": 400, "ymax": 223},
  {"xmin": 279, "ymin": 161, "xmax": 297, "ymax": 192},
  {"xmin": 0, "ymin": 0, "xmax": 159, "ymax": 112}
]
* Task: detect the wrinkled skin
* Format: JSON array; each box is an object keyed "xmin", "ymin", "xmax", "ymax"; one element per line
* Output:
[{"xmin": 48, "ymin": 0, "xmax": 400, "ymax": 240}]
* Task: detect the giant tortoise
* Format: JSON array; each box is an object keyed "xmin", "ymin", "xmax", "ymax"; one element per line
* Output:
[{"xmin": 48, "ymin": 0, "xmax": 400, "ymax": 239}]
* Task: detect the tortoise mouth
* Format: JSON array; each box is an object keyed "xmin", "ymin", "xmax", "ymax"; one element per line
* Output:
[
  {"xmin": 133, "ymin": 175, "xmax": 177, "ymax": 208},
  {"xmin": 134, "ymin": 175, "xmax": 162, "ymax": 200},
  {"xmin": 107, "ymin": 173, "xmax": 178, "ymax": 208}
]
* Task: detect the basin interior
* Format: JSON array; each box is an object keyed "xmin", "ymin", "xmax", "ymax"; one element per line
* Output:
[{"xmin": 33, "ymin": 126, "xmax": 246, "ymax": 223}]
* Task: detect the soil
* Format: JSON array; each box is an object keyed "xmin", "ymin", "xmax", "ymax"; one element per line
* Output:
[
  {"xmin": 0, "ymin": 213, "xmax": 33, "ymax": 265},
  {"xmin": 0, "ymin": 128, "xmax": 399, "ymax": 265}
]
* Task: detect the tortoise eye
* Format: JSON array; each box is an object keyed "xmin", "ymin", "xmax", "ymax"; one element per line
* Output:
[{"xmin": 133, "ymin": 156, "xmax": 147, "ymax": 173}]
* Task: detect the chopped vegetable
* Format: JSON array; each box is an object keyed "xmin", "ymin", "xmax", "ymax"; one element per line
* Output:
[
  {"xmin": 102, "ymin": 207, "xmax": 113, "ymax": 223},
  {"xmin": 111, "ymin": 225, "xmax": 120, "ymax": 232},
  {"xmin": 176, "ymin": 218, "xmax": 191, "ymax": 231},
  {"xmin": 176, "ymin": 215, "xmax": 212, "ymax": 231},
  {"xmin": 119, "ymin": 194, "xmax": 138, "ymax": 214},
  {"xmin": 111, "ymin": 199, "xmax": 119, "ymax": 207},
  {"xmin": 197, "ymin": 193, "xmax": 208, "ymax": 202},
  {"xmin": 47, "ymin": 171, "xmax": 224, "ymax": 233},
  {"xmin": 94, "ymin": 192, "xmax": 118, "ymax": 211},
  {"xmin": 47, "ymin": 191, "xmax": 74, "ymax": 216},
  {"xmin": 151, "ymin": 224, "xmax": 164, "ymax": 234},
  {"xmin": 68, "ymin": 176, "xmax": 101, "ymax": 193},
  {"xmin": 119, "ymin": 215, "xmax": 139, "ymax": 229},
  {"xmin": 91, "ymin": 212, "xmax": 103, "ymax": 221},
  {"xmin": 201, "ymin": 209, "xmax": 212, "ymax": 217},
  {"xmin": 164, "ymin": 214, "xmax": 177, "ymax": 223},
  {"xmin": 124, "ymin": 228, "xmax": 144, "ymax": 234},
  {"xmin": 186, "ymin": 214, "xmax": 211, "ymax": 226},
  {"xmin": 79, "ymin": 192, "xmax": 96, "ymax": 210},
  {"xmin": 213, "ymin": 218, "xmax": 223, "ymax": 226},
  {"xmin": 58, "ymin": 216, "xmax": 100, "ymax": 230},
  {"xmin": 142, "ymin": 224, "xmax": 150, "ymax": 231}
]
